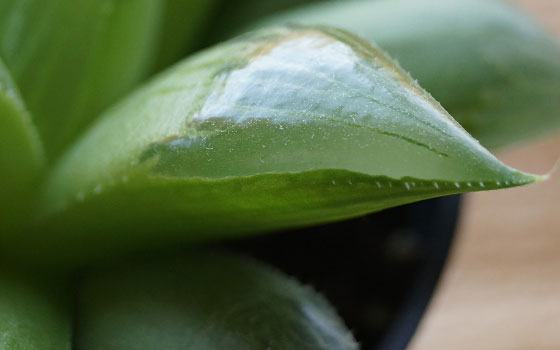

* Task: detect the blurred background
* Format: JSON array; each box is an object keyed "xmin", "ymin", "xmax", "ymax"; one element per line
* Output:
[{"xmin": 410, "ymin": 1, "xmax": 560, "ymax": 348}]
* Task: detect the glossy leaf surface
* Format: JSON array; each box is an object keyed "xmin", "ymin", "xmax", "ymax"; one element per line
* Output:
[
  {"xmin": 0, "ymin": 271, "xmax": 70, "ymax": 350},
  {"xmin": 32, "ymin": 26, "xmax": 539, "ymax": 262},
  {"xmin": 77, "ymin": 252, "xmax": 358, "ymax": 350},
  {"xmin": 0, "ymin": 59, "xmax": 44, "ymax": 233},
  {"xmin": 258, "ymin": 0, "xmax": 560, "ymax": 148},
  {"xmin": 0, "ymin": 0, "xmax": 163, "ymax": 158}
]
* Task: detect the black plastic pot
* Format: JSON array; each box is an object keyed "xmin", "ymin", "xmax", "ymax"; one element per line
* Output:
[{"xmin": 231, "ymin": 195, "xmax": 462, "ymax": 349}]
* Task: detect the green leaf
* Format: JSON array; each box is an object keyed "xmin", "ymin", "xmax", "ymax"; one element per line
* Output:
[
  {"xmin": 28, "ymin": 26, "xmax": 539, "ymax": 263},
  {"xmin": 0, "ymin": 0, "xmax": 164, "ymax": 159},
  {"xmin": 76, "ymin": 252, "xmax": 358, "ymax": 350},
  {"xmin": 0, "ymin": 58, "xmax": 44, "ymax": 232},
  {"xmin": 255, "ymin": 0, "xmax": 560, "ymax": 148},
  {"xmin": 0, "ymin": 270, "xmax": 70, "ymax": 350},
  {"xmin": 205, "ymin": 0, "xmax": 326, "ymax": 44},
  {"xmin": 150, "ymin": 0, "xmax": 219, "ymax": 73}
]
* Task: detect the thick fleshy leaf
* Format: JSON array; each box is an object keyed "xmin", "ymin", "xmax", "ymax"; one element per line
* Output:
[
  {"xmin": 256, "ymin": 0, "xmax": 560, "ymax": 148},
  {"xmin": 150, "ymin": 0, "xmax": 219, "ymax": 73},
  {"xmin": 0, "ymin": 58, "xmax": 44, "ymax": 232},
  {"xmin": 0, "ymin": 0, "xmax": 163, "ymax": 158},
  {"xmin": 29, "ymin": 26, "xmax": 540, "ymax": 262},
  {"xmin": 0, "ymin": 271, "xmax": 70, "ymax": 350},
  {"xmin": 77, "ymin": 252, "xmax": 358, "ymax": 350}
]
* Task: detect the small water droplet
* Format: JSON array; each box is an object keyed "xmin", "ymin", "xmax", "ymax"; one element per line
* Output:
[
  {"xmin": 467, "ymin": 182, "xmax": 472, "ymax": 187},
  {"xmin": 433, "ymin": 182, "xmax": 439, "ymax": 189},
  {"xmin": 479, "ymin": 182, "xmax": 485, "ymax": 187},
  {"xmin": 376, "ymin": 181, "xmax": 381, "ymax": 188},
  {"xmin": 454, "ymin": 182, "xmax": 461, "ymax": 188},
  {"xmin": 505, "ymin": 180, "xmax": 510, "ymax": 185},
  {"xmin": 404, "ymin": 182, "xmax": 411, "ymax": 190},
  {"xmin": 348, "ymin": 180, "xmax": 353, "ymax": 185},
  {"xmin": 332, "ymin": 180, "xmax": 336, "ymax": 185},
  {"xmin": 496, "ymin": 181, "xmax": 501, "ymax": 186}
]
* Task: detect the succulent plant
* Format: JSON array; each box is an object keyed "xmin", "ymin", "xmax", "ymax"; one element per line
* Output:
[{"xmin": 0, "ymin": 0, "xmax": 558, "ymax": 349}]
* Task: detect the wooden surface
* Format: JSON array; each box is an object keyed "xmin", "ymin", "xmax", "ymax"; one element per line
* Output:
[{"xmin": 409, "ymin": 1, "xmax": 560, "ymax": 349}]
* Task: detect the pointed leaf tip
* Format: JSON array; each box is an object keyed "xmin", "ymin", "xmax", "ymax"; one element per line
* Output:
[
  {"xmin": 541, "ymin": 158, "xmax": 560, "ymax": 181},
  {"xmin": 255, "ymin": 0, "xmax": 560, "ymax": 148}
]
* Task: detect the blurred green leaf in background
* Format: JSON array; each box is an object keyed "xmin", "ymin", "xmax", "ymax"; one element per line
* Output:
[
  {"xmin": 0, "ymin": 58, "xmax": 44, "ymax": 232},
  {"xmin": 0, "ymin": 0, "xmax": 163, "ymax": 159},
  {"xmin": 77, "ymin": 252, "xmax": 358, "ymax": 350},
  {"xmin": 0, "ymin": 271, "xmax": 70, "ymax": 350}
]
